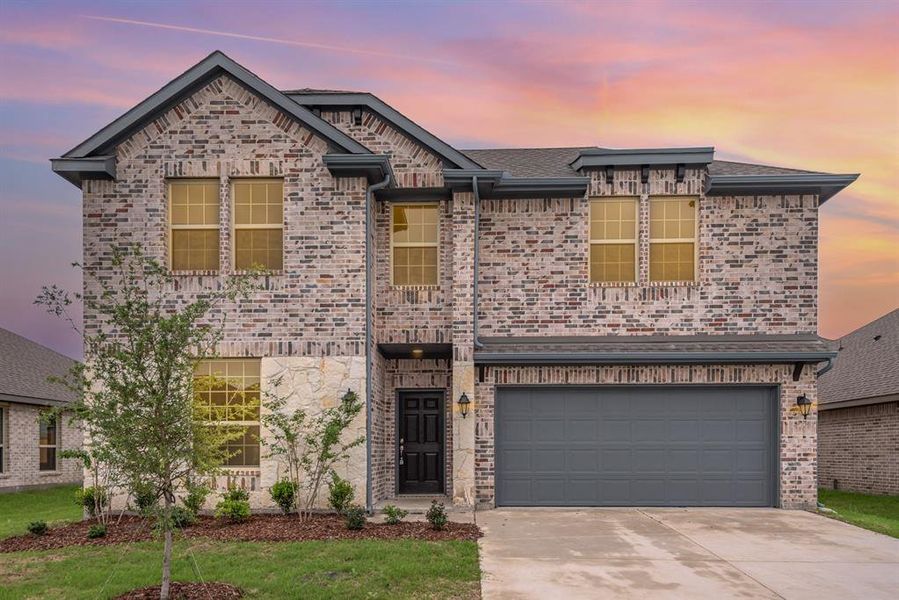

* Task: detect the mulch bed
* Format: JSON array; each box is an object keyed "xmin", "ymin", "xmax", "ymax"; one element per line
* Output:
[
  {"xmin": 0, "ymin": 514, "xmax": 481, "ymax": 553},
  {"xmin": 115, "ymin": 582, "xmax": 242, "ymax": 599}
]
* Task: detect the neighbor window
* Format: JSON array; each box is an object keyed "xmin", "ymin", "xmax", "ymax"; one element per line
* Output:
[
  {"xmin": 38, "ymin": 414, "xmax": 59, "ymax": 471},
  {"xmin": 232, "ymin": 179, "xmax": 284, "ymax": 271},
  {"xmin": 589, "ymin": 198, "xmax": 638, "ymax": 283},
  {"xmin": 169, "ymin": 179, "xmax": 220, "ymax": 271},
  {"xmin": 649, "ymin": 197, "xmax": 697, "ymax": 282},
  {"xmin": 0, "ymin": 407, "xmax": 5, "ymax": 473},
  {"xmin": 194, "ymin": 359, "xmax": 261, "ymax": 468},
  {"xmin": 391, "ymin": 204, "xmax": 439, "ymax": 286}
]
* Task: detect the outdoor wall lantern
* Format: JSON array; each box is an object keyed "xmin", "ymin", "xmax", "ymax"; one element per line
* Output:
[
  {"xmin": 796, "ymin": 395, "xmax": 812, "ymax": 419},
  {"xmin": 458, "ymin": 392, "xmax": 471, "ymax": 418}
]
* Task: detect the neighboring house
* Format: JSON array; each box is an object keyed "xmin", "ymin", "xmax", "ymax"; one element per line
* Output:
[
  {"xmin": 818, "ymin": 309, "xmax": 899, "ymax": 495},
  {"xmin": 50, "ymin": 51, "xmax": 858, "ymax": 510},
  {"xmin": 0, "ymin": 328, "xmax": 82, "ymax": 492}
]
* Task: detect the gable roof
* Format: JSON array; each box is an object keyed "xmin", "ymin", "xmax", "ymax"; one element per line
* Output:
[
  {"xmin": 0, "ymin": 328, "xmax": 78, "ymax": 406},
  {"xmin": 54, "ymin": 52, "xmax": 367, "ymax": 166},
  {"xmin": 818, "ymin": 309, "xmax": 899, "ymax": 408},
  {"xmin": 286, "ymin": 90, "xmax": 483, "ymax": 170}
]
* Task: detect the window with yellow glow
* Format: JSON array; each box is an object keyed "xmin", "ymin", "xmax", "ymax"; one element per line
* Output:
[
  {"xmin": 649, "ymin": 197, "xmax": 697, "ymax": 282},
  {"xmin": 38, "ymin": 413, "xmax": 59, "ymax": 471},
  {"xmin": 589, "ymin": 198, "xmax": 638, "ymax": 283},
  {"xmin": 232, "ymin": 180, "xmax": 284, "ymax": 271},
  {"xmin": 391, "ymin": 204, "xmax": 439, "ymax": 286},
  {"xmin": 169, "ymin": 180, "xmax": 220, "ymax": 271},
  {"xmin": 194, "ymin": 359, "xmax": 261, "ymax": 468}
]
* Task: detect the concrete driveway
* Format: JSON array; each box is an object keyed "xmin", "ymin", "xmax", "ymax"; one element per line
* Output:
[{"xmin": 477, "ymin": 508, "xmax": 899, "ymax": 599}]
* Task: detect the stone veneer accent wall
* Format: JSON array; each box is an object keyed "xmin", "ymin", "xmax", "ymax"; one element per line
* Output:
[
  {"xmin": 818, "ymin": 401, "xmax": 899, "ymax": 495},
  {"xmin": 0, "ymin": 404, "xmax": 82, "ymax": 492},
  {"xmin": 473, "ymin": 364, "xmax": 818, "ymax": 509}
]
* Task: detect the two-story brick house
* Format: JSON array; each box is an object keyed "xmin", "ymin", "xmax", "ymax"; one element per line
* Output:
[{"xmin": 52, "ymin": 52, "xmax": 857, "ymax": 511}]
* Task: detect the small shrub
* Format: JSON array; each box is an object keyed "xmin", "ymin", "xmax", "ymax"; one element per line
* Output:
[
  {"xmin": 426, "ymin": 500, "xmax": 448, "ymax": 530},
  {"xmin": 27, "ymin": 520, "xmax": 48, "ymax": 536},
  {"xmin": 382, "ymin": 504, "xmax": 408, "ymax": 525},
  {"xmin": 170, "ymin": 506, "xmax": 196, "ymax": 528},
  {"xmin": 344, "ymin": 505, "xmax": 366, "ymax": 530},
  {"xmin": 182, "ymin": 481, "xmax": 211, "ymax": 517},
  {"xmin": 214, "ymin": 498, "xmax": 251, "ymax": 522},
  {"xmin": 87, "ymin": 524, "xmax": 107, "ymax": 539},
  {"xmin": 327, "ymin": 473, "xmax": 354, "ymax": 515},
  {"xmin": 76, "ymin": 486, "xmax": 109, "ymax": 518},
  {"xmin": 269, "ymin": 479, "xmax": 298, "ymax": 515},
  {"xmin": 131, "ymin": 481, "xmax": 158, "ymax": 515},
  {"xmin": 223, "ymin": 486, "xmax": 250, "ymax": 503}
]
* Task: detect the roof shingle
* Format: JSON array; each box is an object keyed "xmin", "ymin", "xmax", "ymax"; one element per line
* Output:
[{"xmin": 0, "ymin": 328, "xmax": 78, "ymax": 404}]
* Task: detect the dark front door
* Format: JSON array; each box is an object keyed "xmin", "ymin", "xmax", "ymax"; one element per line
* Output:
[{"xmin": 398, "ymin": 391, "xmax": 444, "ymax": 494}]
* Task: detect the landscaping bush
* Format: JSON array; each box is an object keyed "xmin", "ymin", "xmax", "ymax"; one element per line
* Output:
[
  {"xmin": 344, "ymin": 505, "xmax": 366, "ymax": 530},
  {"xmin": 87, "ymin": 524, "xmax": 107, "ymax": 539},
  {"xmin": 27, "ymin": 520, "xmax": 48, "ymax": 536},
  {"xmin": 426, "ymin": 500, "xmax": 448, "ymax": 530},
  {"xmin": 131, "ymin": 481, "xmax": 158, "ymax": 515},
  {"xmin": 182, "ymin": 481, "xmax": 211, "ymax": 517},
  {"xmin": 383, "ymin": 504, "xmax": 408, "ymax": 525},
  {"xmin": 75, "ymin": 486, "xmax": 109, "ymax": 518},
  {"xmin": 169, "ymin": 506, "xmax": 196, "ymax": 528},
  {"xmin": 269, "ymin": 479, "xmax": 297, "ymax": 515},
  {"xmin": 215, "ymin": 488, "xmax": 251, "ymax": 522},
  {"xmin": 328, "ymin": 473, "xmax": 354, "ymax": 515}
]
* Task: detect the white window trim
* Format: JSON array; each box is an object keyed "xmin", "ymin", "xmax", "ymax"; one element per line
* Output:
[
  {"xmin": 648, "ymin": 196, "xmax": 699, "ymax": 282},
  {"xmin": 588, "ymin": 197, "xmax": 639, "ymax": 284},
  {"xmin": 0, "ymin": 405, "xmax": 6, "ymax": 474},
  {"xmin": 230, "ymin": 178, "xmax": 285, "ymax": 272},
  {"xmin": 38, "ymin": 413, "xmax": 59, "ymax": 472},
  {"xmin": 389, "ymin": 201, "xmax": 441, "ymax": 287},
  {"xmin": 167, "ymin": 178, "xmax": 221, "ymax": 272}
]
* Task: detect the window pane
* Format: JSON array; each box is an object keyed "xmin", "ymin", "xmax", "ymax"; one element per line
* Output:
[
  {"xmin": 39, "ymin": 417, "xmax": 57, "ymax": 446},
  {"xmin": 234, "ymin": 229, "xmax": 283, "ymax": 270},
  {"xmin": 650, "ymin": 242, "xmax": 695, "ymax": 281},
  {"xmin": 40, "ymin": 448, "xmax": 56, "ymax": 471},
  {"xmin": 590, "ymin": 243, "xmax": 636, "ymax": 283},
  {"xmin": 590, "ymin": 199, "xmax": 637, "ymax": 241},
  {"xmin": 234, "ymin": 181, "xmax": 283, "ymax": 226},
  {"xmin": 170, "ymin": 181, "xmax": 219, "ymax": 225},
  {"xmin": 392, "ymin": 205, "xmax": 438, "ymax": 244},
  {"xmin": 650, "ymin": 198, "xmax": 696, "ymax": 241},
  {"xmin": 172, "ymin": 230, "xmax": 219, "ymax": 271}
]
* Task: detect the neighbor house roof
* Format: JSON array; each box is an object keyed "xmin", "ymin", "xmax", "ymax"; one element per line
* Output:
[
  {"xmin": 818, "ymin": 309, "xmax": 899, "ymax": 409},
  {"xmin": 474, "ymin": 334, "xmax": 835, "ymax": 366},
  {"xmin": 0, "ymin": 328, "xmax": 78, "ymax": 406}
]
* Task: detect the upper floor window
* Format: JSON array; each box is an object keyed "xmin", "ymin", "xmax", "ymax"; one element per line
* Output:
[
  {"xmin": 391, "ymin": 203, "xmax": 439, "ymax": 286},
  {"xmin": 169, "ymin": 179, "xmax": 220, "ymax": 272},
  {"xmin": 649, "ymin": 197, "xmax": 696, "ymax": 282},
  {"xmin": 589, "ymin": 198, "xmax": 637, "ymax": 283},
  {"xmin": 232, "ymin": 179, "xmax": 284, "ymax": 271},
  {"xmin": 194, "ymin": 359, "xmax": 261, "ymax": 468},
  {"xmin": 38, "ymin": 413, "xmax": 59, "ymax": 471}
]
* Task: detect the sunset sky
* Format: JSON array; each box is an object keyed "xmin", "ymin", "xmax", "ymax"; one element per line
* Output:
[{"xmin": 1, "ymin": 0, "xmax": 896, "ymax": 359}]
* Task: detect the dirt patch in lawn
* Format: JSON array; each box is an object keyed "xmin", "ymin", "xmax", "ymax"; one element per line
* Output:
[
  {"xmin": 0, "ymin": 514, "xmax": 481, "ymax": 553},
  {"xmin": 115, "ymin": 582, "xmax": 242, "ymax": 599}
]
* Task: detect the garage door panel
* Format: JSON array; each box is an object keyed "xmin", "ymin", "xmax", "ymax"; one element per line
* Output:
[{"xmin": 496, "ymin": 387, "xmax": 775, "ymax": 507}]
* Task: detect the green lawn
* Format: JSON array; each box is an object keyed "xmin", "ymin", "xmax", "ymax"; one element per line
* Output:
[
  {"xmin": 0, "ymin": 485, "xmax": 82, "ymax": 539},
  {"xmin": 0, "ymin": 539, "xmax": 480, "ymax": 599},
  {"xmin": 819, "ymin": 488, "xmax": 899, "ymax": 538}
]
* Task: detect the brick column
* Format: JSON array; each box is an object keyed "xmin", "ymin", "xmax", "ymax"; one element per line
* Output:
[{"xmin": 451, "ymin": 191, "xmax": 476, "ymax": 506}]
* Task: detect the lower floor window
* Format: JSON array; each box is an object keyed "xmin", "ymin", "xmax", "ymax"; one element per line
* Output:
[
  {"xmin": 39, "ymin": 414, "xmax": 59, "ymax": 471},
  {"xmin": 194, "ymin": 359, "xmax": 261, "ymax": 468},
  {"xmin": 0, "ymin": 407, "xmax": 6, "ymax": 473}
]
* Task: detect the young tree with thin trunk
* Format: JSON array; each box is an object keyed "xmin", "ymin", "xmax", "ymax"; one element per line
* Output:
[{"xmin": 37, "ymin": 245, "xmax": 259, "ymax": 600}]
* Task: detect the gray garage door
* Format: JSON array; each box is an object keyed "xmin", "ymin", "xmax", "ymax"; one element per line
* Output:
[{"xmin": 495, "ymin": 387, "xmax": 776, "ymax": 507}]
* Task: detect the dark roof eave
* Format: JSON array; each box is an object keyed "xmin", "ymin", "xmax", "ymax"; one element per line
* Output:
[
  {"xmin": 571, "ymin": 147, "xmax": 715, "ymax": 171},
  {"xmin": 442, "ymin": 170, "xmax": 588, "ymax": 198},
  {"xmin": 290, "ymin": 92, "xmax": 483, "ymax": 170},
  {"xmin": 322, "ymin": 154, "xmax": 395, "ymax": 185},
  {"xmin": 474, "ymin": 351, "xmax": 837, "ymax": 365},
  {"xmin": 59, "ymin": 51, "xmax": 368, "ymax": 165},
  {"xmin": 0, "ymin": 392, "xmax": 72, "ymax": 407},
  {"xmin": 50, "ymin": 156, "xmax": 116, "ymax": 188},
  {"xmin": 707, "ymin": 174, "xmax": 859, "ymax": 203}
]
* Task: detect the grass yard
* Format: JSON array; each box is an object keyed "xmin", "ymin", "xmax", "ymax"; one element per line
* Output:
[
  {"xmin": 818, "ymin": 488, "xmax": 899, "ymax": 538},
  {"xmin": 0, "ymin": 484, "xmax": 82, "ymax": 539},
  {"xmin": 0, "ymin": 538, "xmax": 480, "ymax": 599}
]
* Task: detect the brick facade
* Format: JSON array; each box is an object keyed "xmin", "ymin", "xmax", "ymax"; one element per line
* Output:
[
  {"xmin": 818, "ymin": 401, "xmax": 899, "ymax": 495},
  {"xmin": 73, "ymin": 67, "xmax": 824, "ymax": 510},
  {"xmin": 0, "ymin": 404, "xmax": 82, "ymax": 492}
]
